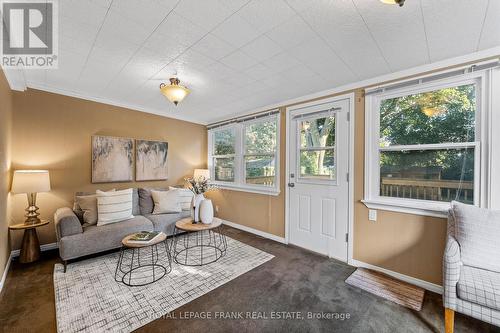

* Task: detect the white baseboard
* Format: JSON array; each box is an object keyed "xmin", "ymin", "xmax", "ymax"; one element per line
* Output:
[
  {"xmin": 10, "ymin": 242, "xmax": 59, "ymax": 258},
  {"xmin": 0, "ymin": 252, "xmax": 14, "ymax": 295},
  {"xmin": 221, "ymin": 220, "xmax": 286, "ymax": 244},
  {"xmin": 350, "ymin": 259, "xmax": 443, "ymax": 295}
]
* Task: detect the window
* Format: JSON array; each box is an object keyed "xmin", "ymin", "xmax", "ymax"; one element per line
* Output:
[
  {"xmin": 298, "ymin": 115, "xmax": 336, "ymax": 180},
  {"xmin": 208, "ymin": 113, "xmax": 280, "ymax": 195},
  {"xmin": 364, "ymin": 72, "xmax": 490, "ymax": 217}
]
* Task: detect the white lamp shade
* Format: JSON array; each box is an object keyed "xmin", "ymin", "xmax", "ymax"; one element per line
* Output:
[
  {"xmin": 194, "ymin": 169, "xmax": 210, "ymax": 180},
  {"xmin": 11, "ymin": 170, "xmax": 51, "ymax": 194}
]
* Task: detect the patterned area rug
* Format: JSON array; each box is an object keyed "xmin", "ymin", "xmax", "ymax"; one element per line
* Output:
[
  {"xmin": 345, "ymin": 268, "xmax": 425, "ymax": 311},
  {"xmin": 54, "ymin": 236, "xmax": 274, "ymax": 333}
]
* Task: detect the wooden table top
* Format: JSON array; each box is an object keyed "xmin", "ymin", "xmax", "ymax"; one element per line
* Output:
[
  {"xmin": 122, "ymin": 232, "xmax": 167, "ymax": 248},
  {"xmin": 9, "ymin": 219, "xmax": 50, "ymax": 230},
  {"xmin": 175, "ymin": 217, "xmax": 222, "ymax": 231}
]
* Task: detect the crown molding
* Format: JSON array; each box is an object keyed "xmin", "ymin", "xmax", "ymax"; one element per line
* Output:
[
  {"xmin": 25, "ymin": 82, "xmax": 208, "ymax": 125},
  {"xmin": 1, "ymin": 67, "xmax": 27, "ymax": 91}
]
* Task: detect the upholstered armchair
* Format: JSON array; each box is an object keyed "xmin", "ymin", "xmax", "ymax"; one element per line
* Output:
[{"xmin": 443, "ymin": 203, "xmax": 500, "ymax": 333}]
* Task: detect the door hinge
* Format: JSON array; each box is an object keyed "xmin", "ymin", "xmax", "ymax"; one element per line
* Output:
[
  {"xmin": 346, "ymin": 172, "xmax": 349, "ymax": 182},
  {"xmin": 347, "ymin": 111, "xmax": 350, "ymax": 122},
  {"xmin": 345, "ymin": 233, "xmax": 349, "ymax": 242}
]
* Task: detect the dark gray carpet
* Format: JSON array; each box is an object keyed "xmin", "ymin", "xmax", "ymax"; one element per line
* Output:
[{"xmin": 1, "ymin": 226, "xmax": 499, "ymax": 332}]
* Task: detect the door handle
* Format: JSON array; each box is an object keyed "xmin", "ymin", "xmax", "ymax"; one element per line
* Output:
[{"xmin": 288, "ymin": 182, "xmax": 295, "ymax": 188}]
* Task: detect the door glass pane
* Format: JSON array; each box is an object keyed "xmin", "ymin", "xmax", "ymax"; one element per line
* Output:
[
  {"xmin": 213, "ymin": 129, "xmax": 235, "ymax": 155},
  {"xmin": 380, "ymin": 148, "xmax": 474, "ymax": 204},
  {"xmin": 300, "ymin": 149, "xmax": 336, "ymax": 180},
  {"xmin": 245, "ymin": 155, "xmax": 275, "ymax": 186},
  {"xmin": 245, "ymin": 120, "xmax": 277, "ymax": 154},
  {"xmin": 214, "ymin": 157, "xmax": 234, "ymax": 182},
  {"xmin": 380, "ymin": 84, "xmax": 476, "ymax": 147},
  {"xmin": 300, "ymin": 116, "xmax": 335, "ymax": 148}
]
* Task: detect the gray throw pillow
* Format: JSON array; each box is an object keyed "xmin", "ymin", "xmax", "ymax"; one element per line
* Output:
[
  {"xmin": 138, "ymin": 188, "xmax": 168, "ymax": 215},
  {"xmin": 452, "ymin": 201, "xmax": 500, "ymax": 272},
  {"xmin": 74, "ymin": 195, "xmax": 99, "ymax": 225}
]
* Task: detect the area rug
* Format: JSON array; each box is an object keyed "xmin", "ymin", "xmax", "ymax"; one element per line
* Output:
[
  {"xmin": 54, "ymin": 236, "xmax": 274, "ymax": 333},
  {"xmin": 345, "ymin": 268, "xmax": 425, "ymax": 311}
]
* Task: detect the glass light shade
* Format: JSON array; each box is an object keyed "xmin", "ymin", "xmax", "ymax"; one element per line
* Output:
[
  {"xmin": 380, "ymin": 0, "xmax": 404, "ymax": 5},
  {"xmin": 11, "ymin": 170, "xmax": 51, "ymax": 194},
  {"xmin": 194, "ymin": 169, "xmax": 210, "ymax": 180},
  {"xmin": 160, "ymin": 78, "xmax": 190, "ymax": 105}
]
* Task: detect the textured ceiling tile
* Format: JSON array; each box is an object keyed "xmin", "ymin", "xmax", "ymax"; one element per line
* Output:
[
  {"xmin": 110, "ymin": 0, "xmax": 178, "ymax": 31},
  {"xmin": 266, "ymin": 14, "xmax": 316, "ymax": 50},
  {"xmin": 174, "ymin": 0, "xmax": 234, "ymax": 31},
  {"xmin": 59, "ymin": 0, "xmax": 110, "ymax": 27},
  {"xmin": 477, "ymin": 0, "xmax": 500, "ymax": 50},
  {"xmin": 421, "ymin": 0, "xmax": 489, "ymax": 62},
  {"xmin": 154, "ymin": 12, "xmax": 207, "ymax": 47},
  {"xmin": 238, "ymin": 0, "xmax": 295, "ymax": 34},
  {"xmin": 191, "ymin": 33, "xmax": 236, "ymax": 61},
  {"xmin": 352, "ymin": 0, "xmax": 429, "ymax": 71},
  {"xmin": 211, "ymin": 13, "xmax": 260, "ymax": 48},
  {"xmin": 220, "ymin": 50, "xmax": 258, "ymax": 71},
  {"xmin": 240, "ymin": 35, "xmax": 282, "ymax": 62},
  {"xmin": 261, "ymin": 52, "xmax": 301, "ymax": 74}
]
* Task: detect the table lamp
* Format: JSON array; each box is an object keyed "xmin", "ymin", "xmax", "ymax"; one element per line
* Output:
[
  {"xmin": 193, "ymin": 169, "xmax": 210, "ymax": 181},
  {"xmin": 11, "ymin": 170, "xmax": 51, "ymax": 224}
]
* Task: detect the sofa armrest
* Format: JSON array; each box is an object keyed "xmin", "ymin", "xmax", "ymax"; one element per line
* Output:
[
  {"xmin": 54, "ymin": 207, "xmax": 83, "ymax": 240},
  {"xmin": 443, "ymin": 236, "xmax": 461, "ymax": 309}
]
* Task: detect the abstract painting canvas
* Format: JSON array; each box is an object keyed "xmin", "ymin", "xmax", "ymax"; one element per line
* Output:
[
  {"xmin": 92, "ymin": 136, "xmax": 134, "ymax": 183},
  {"xmin": 136, "ymin": 140, "xmax": 168, "ymax": 181}
]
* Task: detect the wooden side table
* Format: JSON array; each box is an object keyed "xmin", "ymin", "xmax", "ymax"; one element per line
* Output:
[{"xmin": 9, "ymin": 219, "xmax": 49, "ymax": 263}]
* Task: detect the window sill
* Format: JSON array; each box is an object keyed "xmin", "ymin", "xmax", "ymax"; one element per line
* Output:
[
  {"xmin": 214, "ymin": 184, "xmax": 281, "ymax": 196},
  {"xmin": 361, "ymin": 198, "xmax": 450, "ymax": 218}
]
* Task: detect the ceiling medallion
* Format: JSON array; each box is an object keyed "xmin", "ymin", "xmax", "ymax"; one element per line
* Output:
[{"xmin": 159, "ymin": 77, "xmax": 190, "ymax": 106}]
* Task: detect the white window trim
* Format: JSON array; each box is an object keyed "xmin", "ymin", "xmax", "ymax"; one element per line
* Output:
[
  {"xmin": 208, "ymin": 114, "xmax": 280, "ymax": 196},
  {"xmin": 363, "ymin": 70, "xmax": 492, "ymax": 217}
]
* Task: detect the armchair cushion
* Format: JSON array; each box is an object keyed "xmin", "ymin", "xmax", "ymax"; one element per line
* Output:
[
  {"xmin": 457, "ymin": 266, "xmax": 500, "ymax": 311},
  {"xmin": 451, "ymin": 201, "xmax": 500, "ymax": 272}
]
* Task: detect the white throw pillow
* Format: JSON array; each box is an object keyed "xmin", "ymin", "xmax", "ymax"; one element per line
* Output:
[
  {"xmin": 151, "ymin": 189, "xmax": 182, "ymax": 214},
  {"xmin": 169, "ymin": 186, "xmax": 194, "ymax": 211},
  {"xmin": 96, "ymin": 189, "xmax": 134, "ymax": 226},
  {"xmin": 452, "ymin": 201, "xmax": 500, "ymax": 272}
]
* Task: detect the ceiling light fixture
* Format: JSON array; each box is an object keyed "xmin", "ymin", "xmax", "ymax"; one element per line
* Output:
[
  {"xmin": 159, "ymin": 77, "xmax": 190, "ymax": 106},
  {"xmin": 380, "ymin": 0, "xmax": 405, "ymax": 7}
]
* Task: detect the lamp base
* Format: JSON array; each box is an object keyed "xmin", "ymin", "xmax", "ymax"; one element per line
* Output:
[{"xmin": 24, "ymin": 193, "xmax": 41, "ymax": 225}]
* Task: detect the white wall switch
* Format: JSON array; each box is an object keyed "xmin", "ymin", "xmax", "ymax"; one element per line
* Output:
[
  {"xmin": 215, "ymin": 205, "xmax": 219, "ymax": 213},
  {"xmin": 368, "ymin": 209, "xmax": 377, "ymax": 222}
]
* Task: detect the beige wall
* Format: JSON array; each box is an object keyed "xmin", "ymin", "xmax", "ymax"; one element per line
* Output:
[
  {"xmin": 206, "ymin": 108, "xmax": 286, "ymax": 238},
  {"xmin": 351, "ymin": 90, "xmax": 446, "ymax": 285},
  {"xmin": 10, "ymin": 89, "xmax": 207, "ymax": 249},
  {"xmin": 0, "ymin": 69, "xmax": 13, "ymax": 281},
  {"xmin": 209, "ymin": 90, "xmax": 446, "ymax": 285}
]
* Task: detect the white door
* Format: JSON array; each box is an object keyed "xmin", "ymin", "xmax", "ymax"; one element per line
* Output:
[{"xmin": 288, "ymin": 98, "xmax": 350, "ymax": 261}]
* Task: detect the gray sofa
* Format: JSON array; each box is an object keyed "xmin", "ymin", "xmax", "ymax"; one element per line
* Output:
[{"xmin": 54, "ymin": 188, "xmax": 190, "ymax": 271}]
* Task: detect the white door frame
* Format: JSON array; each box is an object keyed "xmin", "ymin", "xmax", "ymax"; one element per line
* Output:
[{"xmin": 285, "ymin": 92, "xmax": 355, "ymax": 264}]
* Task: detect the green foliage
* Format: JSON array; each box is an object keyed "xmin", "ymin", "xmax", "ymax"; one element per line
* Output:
[{"xmin": 379, "ymin": 85, "xmax": 476, "ymax": 181}]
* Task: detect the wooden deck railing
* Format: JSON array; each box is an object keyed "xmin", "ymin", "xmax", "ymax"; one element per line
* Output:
[
  {"xmin": 246, "ymin": 175, "xmax": 275, "ymax": 186},
  {"xmin": 381, "ymin": 177, "xmax": 474, "ymax": 202}
]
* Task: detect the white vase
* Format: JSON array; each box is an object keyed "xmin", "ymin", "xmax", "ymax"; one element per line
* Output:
[
  {"xmin": 191, "ymin": 193, "xmax": 205, "ymax": 222},
  {"xmin": 200, "ymin": 199, "xmax": 214, "ymax": 224}
]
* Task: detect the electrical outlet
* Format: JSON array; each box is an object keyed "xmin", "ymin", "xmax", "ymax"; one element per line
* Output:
[{"xmin": 368, "ymin": 209, "xmax": 377, "ymax": 222}]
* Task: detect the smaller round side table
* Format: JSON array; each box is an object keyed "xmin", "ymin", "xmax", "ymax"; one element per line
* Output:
[
  {"xmin": 115, "ymin": 232, "xmax": 171, "ymax": 287},
  {"xmin": 9, "ymin": 219, "xmax": 50, "ymax": 263},
  {"xmin": 172, "ymin": 217, "xmax": 227, "ymax": 266}
]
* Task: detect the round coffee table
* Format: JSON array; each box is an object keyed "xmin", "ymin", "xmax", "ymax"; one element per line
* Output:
[
  {"xmin": 172, "ymin": 217, "xmax": 227, "ymax": 266},
  {"xmin": 114, "ymin": 232, "xmax": 171, "ymax": 287}
]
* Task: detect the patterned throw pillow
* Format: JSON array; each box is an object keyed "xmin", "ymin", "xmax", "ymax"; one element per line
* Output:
[
  {"xmin": 96, "ymin": 189, "xmax": 134, "ymax": 226},
  {"xmin": 169, "ymin": 186, "xmax": 194, "ymax": 211},
  {"xmin": 452, "ymin": 201, "xmax": 500, "ymax": 272},
  {"xmin": 151, "ymin": 189, "xmax": 182, "ymax": 214}
]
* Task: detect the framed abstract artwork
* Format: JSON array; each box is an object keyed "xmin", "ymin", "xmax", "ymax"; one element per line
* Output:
[
  {"xmin": 135, "ymin": 139, "xmax": 169, "ymax": 181},
  {"xmin": 91, "ymin": 136, "xmax": 134, "ymax": 183}
]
